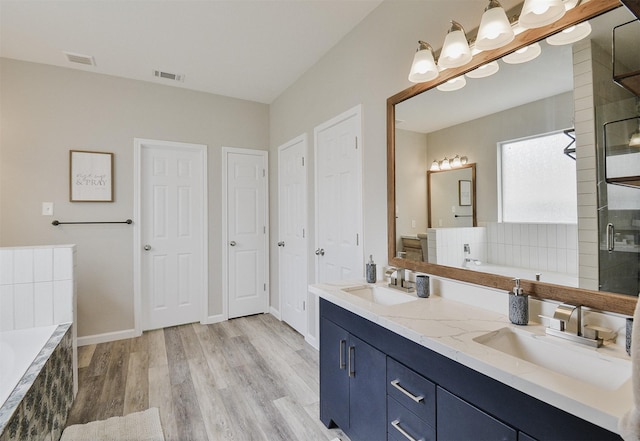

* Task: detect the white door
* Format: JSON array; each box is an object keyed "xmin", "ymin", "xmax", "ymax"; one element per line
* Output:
[
  {"xmin": 137, "ymin": 139, "xmax": 207, "ymax": 331},
  {"xmin": 223, "ymin": 147, "xmax": 269, "ymax": 319},
  {"xmin": 278, "ymin": 134, "xmax": 308, "ymax": 335},
  {"xmin": 315, "ymin": 105, "xmax": 363, "ymax": 283}
]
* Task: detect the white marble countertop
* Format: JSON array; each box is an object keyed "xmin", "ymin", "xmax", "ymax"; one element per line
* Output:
[{"xmin": 310, "ymin": 280, "xmax": 633, "ymax": 434}]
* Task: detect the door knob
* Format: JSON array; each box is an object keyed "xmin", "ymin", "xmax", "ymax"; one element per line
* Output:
[
  {"xmin": 278, "ymin": 241, "xmax": 285, "ymax": 247},
  {"xmin": 143, "ymin": 245, "xmax": 151, "ymax": 251},
  {"xmin": 315, "ymin": 248, "xmax": 325, "ymax": 256},
  {"xmin": 230, "ymin": 241, "xmax": 237, "ymax": 247}
]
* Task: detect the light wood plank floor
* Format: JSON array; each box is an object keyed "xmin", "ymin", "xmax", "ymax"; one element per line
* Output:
[{"xmin": 66, "ymin": 314, "xmax": 348, "ymax": 441}]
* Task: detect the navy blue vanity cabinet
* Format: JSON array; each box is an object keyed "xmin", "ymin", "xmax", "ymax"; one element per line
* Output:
[
  {"xmin": 319, "ymin": 298, "xmax": 622, "ymax": 441},
  {"xmin": 320, "ymin": 315, "xmax": 386, "ymax": 441}
]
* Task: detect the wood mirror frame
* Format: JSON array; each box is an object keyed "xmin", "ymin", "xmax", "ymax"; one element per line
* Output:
[{"xmin": 387, "ymin": 0, "xmax": 637, "ymax": 316}]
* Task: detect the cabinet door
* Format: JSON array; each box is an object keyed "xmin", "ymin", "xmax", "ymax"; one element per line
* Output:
[
  {"xmin": 437, "ymin": 387, "xmax": 517, "ymax": 441},
  {"xmin": 348, "ymin": 334, "xmax": 387, "ymax": 441},
  {"xmin": 320, "ymin": 318, "xmax": 350, "ymax": 429}
]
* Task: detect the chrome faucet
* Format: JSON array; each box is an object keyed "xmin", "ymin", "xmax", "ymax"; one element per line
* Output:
[
  {"xmin": 539, "ymin": 303, "xmax": 615, "ymax": 348},
  {"xmin": 386, "ymin": 267, "xmax": 415, "ymax": 293}
]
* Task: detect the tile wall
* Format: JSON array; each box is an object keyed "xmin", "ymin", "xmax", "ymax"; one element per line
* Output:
[
  {"xmin": 428, "ymin": 223, "xmax": 578, "ymax": 275},
  {"xmin": 0, "ymin": 245, "xmax": 76, "ymax": 331}
]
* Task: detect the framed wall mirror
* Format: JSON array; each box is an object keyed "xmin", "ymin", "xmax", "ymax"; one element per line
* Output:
[{"xmin": 387, "ymin": 0, "xmax": 638, "ymax": 315}]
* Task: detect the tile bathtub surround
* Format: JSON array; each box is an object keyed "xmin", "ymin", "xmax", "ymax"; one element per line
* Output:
[
  {"xmin": 427, "ymin": 223, "xmax": 579, "ymax": 275},
  {"xmin": 0, "ymin": 324, "xmax": 74, "ymax": 441},
  {"xmin": 0, "ymin": 245, "xmax": 75, "ymax": 331}
]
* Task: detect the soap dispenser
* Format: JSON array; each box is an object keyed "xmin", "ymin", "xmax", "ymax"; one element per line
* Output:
[
  {"xmin": 509, "ymin": 278, "xmax": 528, "ymax": 325},
  {"xmin": 366, "ymin": 255, "xmax": 377, "ymax": 283}
]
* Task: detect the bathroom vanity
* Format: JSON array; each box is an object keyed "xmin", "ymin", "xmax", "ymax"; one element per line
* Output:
[{"xmin": 313, "ymin": 283, "xmax": 630, "ymax": 441}]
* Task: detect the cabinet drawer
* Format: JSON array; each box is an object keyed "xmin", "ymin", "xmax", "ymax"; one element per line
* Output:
[
  {"xmin": 437, "ymin": 387, "xmax": 517, "ymax": 441},
  {"xmin": 387, "ymin": 357, "xmax": 436, "ymax": 425},
  {"xmin": 388, "ymin": 396, "xmax": 435, "ymax": 441}
]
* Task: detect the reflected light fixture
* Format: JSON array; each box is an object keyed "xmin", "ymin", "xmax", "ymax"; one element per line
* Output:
[
  {"xmin": 630, "ymin": 120, "xmax": 640, "ymax": 148},
  {"xmin": 502, "ymin": 42, "xmax": 542, "ymax": 64},
  {"xmin": 408, "ymin": 41, "xmax": 439, "ymax": 83},
  {"xmin": 475, "ymin": 0, "xmax": 515, "ymax": 51},
  {"xmin": 438, "ymin": 21, "xmax": 472, "ymax": 69},
  {"xmin": 440, "ymin": 157, "xmax": 452, "ymax": 170},
  {"xmin": 430, "ymin": 160, "xmax": 441, "ymax": 171},
  {"xmin": 518, "ymin": 0, "xmax": 566, "ymax": 29},
  {"xmin": 546, "ymin": 21, "xmax": 592, "ymax": 45},
  {"xmin": 466, "ymin": 61, "xmax": 500, "ymax": 79},
  {"xmin": 436, "ymin": 75, "xmax": 467, "ymax": 92},
  {"xmin": 451, "ymin": 155, "xmax": 462, "ymax": 168}
]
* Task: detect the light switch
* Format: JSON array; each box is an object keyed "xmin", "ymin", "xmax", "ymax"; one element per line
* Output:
[
  {"xmin": 411, "ymin": 220, "xmax": 416, "ymax": 228},
  {"xmin": 42, "ymin": 202, "xmax": 54, "ymax": 216}
]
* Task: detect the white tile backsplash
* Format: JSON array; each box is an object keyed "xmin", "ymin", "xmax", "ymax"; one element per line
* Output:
[
  {"xmin": 0, "ymin": 245, "xmax": 75, "ymax": 331},
  {"xmin": 34, "ymin": 248, "xmax": 54, "ymax": 283},
  {"xmin": 430, "ymin": 223, "xmax": 579, "ymax": 276}
]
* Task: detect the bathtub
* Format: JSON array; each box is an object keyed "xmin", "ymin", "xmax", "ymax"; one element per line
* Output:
[
  {"xmin": 465, "ymin": 262, "xmax": 578, "ymax": 287},
  {"xmin": 0, "ymin": 323, "xmax": 74, "ymax": 441},
  {"xmin": 0, "ymin": 325, "xmax": 57, "ymax": 408}
]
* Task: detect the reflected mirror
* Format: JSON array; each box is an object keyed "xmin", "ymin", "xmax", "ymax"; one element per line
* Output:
[{"xmin": 390, "ymin": 3, "xmax": 640, "ymax": 302}]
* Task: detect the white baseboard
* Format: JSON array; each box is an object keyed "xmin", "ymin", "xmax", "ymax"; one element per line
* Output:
[
  {"xmin": 202, "ymin": 314, "xmax": 226, "ymax": 325},
  {"xmin": 269, "ymin": 306, "xmax": 281, "ymax": 320},
  {"xmin": 77, "ymin": 328, "xmax": 138, "ymax": 346}
]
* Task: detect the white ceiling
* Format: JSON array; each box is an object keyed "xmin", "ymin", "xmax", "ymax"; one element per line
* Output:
[{"xmin": 0, "ymin": 0, "xmax": 383, "ymax": 104}]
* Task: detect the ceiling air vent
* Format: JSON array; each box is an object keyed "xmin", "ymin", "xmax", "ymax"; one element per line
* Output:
[
  {"xmin": 63, "ymin": 51, "xmax": 95, "ymax": 66},
  {"xmin": 153, "ymin": 70, "xmax": 185, "ymax": 82}
]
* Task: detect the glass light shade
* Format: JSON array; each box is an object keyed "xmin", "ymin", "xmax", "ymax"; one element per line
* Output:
[
  {"xmin": 430, "ymin": 160, "xmax": 441, "ymax": 171},
  {"xmin": 630, "ymin": 126, "xmax": 640, "ymax": 148},
  {"xmin": 518, "ymin": 0, "xmax": 565, "ymax": 29},
  {"xmin": 408, "ymin": 42, "xmax": 439, "ymax": 83},
  {"xmin": 546, "ymin": 22, "xmax": 592, "ymax": 45},
  {"xmin": 466, "ymin": 61, "xmax": 500, "ymax": 79},
  {"xmin": 502, "ymin": 42, "xmax": 541, "ymax": 64},
  {"xmin": 460, "ymin": 156, "xmax": 468, "ymax": 165},
  {"xmin": 451, "ymin": 155, "xmax": 462, "ymax": 168},
  {"xmin": 440, "ymin": 158, "xmax": 451, "ymax": 170},
  {"xmin": 475, "ymin": 2, "xmax": 515, "ymax": 51},
  {"xmin": 437, "ymin": 76, "xmax": 467, "ymax": 92},
  {"xmin": 438, "ymin": 21, "xmax": 472, "ymax": 69}
]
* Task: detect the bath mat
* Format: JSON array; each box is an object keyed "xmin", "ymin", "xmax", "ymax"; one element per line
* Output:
[{"xmin": 60, "ymin": 407, "xmax": 164, "ymax": 441}]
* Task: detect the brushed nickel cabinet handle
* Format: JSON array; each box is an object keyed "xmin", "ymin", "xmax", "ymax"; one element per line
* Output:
[
  {"xmin": 391, "ymin": 420, "xmax": 418, "ymax": 441},
  {"xmin": 390, "ymin": 379, "xmax": 424, "ymax": 403},
  {"xmin": 348, "ymin": 346, "xmax": 355, "ymax": 377}
]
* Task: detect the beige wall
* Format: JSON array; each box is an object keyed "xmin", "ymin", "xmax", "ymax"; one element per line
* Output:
[{"xmin": 0, "ymin": 58, "xmax": 269, "ymax": 338}]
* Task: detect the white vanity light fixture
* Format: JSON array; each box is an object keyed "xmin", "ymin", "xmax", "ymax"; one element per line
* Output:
[
  {"xmin": 502, "ymin": 42, "xmax": 542, "ymax": 64},
  {"xmin": 466, "ymin": 60, "xmax": 500, "ymax": 78},
  {"xmin": 451, "ymin": 155, "xmax": 462, "ymax": 168},
  {"xmin": 408, "ymin": 41, "xmax": 439, "ymax": 83},
  {"xmin": 439, "ymin": 21, "xmax": 473, "ymax": 69},
  {"xmin": 437, "ymin": 75, "xmax": 467, "ymax": 92},
  {"xmin": 475, "ymin": 0, "xmax": 515, "ymax": 51},
  {"xmin": 546, "ymin": 21, "xmax": 592, "ymax": 45},
  {"xmin": 440, "ymin": 157, "xmax": 452, "ymax": 170},
  {"xmin": 518, "ymin": 0, "xmax": 566, "ymax": 29},
  {"xmin": 629, "ymin": 120, "xmax": 640, "ymax": 148},
  {"xmin": 430, "ymin": 160, "xmax": 441, "ymax": 171}
]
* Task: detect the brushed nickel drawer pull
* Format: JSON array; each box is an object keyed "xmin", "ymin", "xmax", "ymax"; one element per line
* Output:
[
  {"xmin": 391, "ymin": 419, "xmax": 418, "ymax": 441},
  {"xmin": 339, "ymin": 339, "xmax": 346, "ymax": 370},
  {"xmin": 391, "ymin": 379, "xmax": 424, "ymax": 403},
  {"xmin": 348, "ymin": 346, "xmax": 355, "ymax": 377}
]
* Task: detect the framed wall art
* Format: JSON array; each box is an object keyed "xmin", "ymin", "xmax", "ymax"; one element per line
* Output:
[
  {"xmin": 459, "ymin": 179, "xmax": 471, "ymax": 206},
  {"xmin": 69, "ymin": 150, "xmax": 114, "ymax": 202}
]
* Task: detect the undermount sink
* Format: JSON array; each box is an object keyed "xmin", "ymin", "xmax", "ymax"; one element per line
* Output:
[
  {"xmin": 341, "ymin": 285, "xmax": 418, "ymax": 306},
  {"xmin": 473, "ymin": 327, "xmax": 631, "ymax": 391}
]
